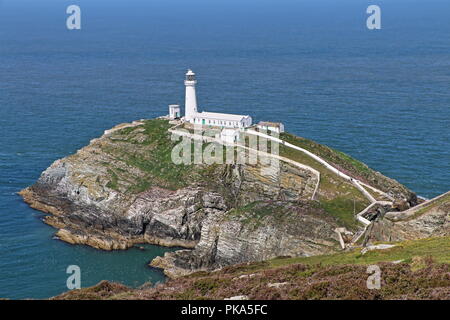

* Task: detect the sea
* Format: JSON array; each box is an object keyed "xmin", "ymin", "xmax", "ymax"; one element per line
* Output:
[{"xmin": 0, "ymin": 0, "xmax": 449, "ymax": 299}]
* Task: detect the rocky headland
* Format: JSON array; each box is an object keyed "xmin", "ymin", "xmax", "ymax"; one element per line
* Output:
[{"xmin": 20, "ymin": 118, "xmax": 448, "ymax": 278}]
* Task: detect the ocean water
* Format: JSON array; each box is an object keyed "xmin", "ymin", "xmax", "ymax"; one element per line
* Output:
[{"xmin": 0, "ymin": 0, "xmax": 449, "ymax": 299}]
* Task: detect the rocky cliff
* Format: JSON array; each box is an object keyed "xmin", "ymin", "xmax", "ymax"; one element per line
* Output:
[{"xmin": 20, "ymin": 118, "xmax": 420, "ymax": 277}]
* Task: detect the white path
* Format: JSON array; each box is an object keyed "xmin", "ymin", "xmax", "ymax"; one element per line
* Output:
[
  {"xmin": 360, "ymin": 182, "xmax": 395, "ymax": 201},
  {"xmin": 356, "ymin": 201, "xmax": 393, "ymax": 226}
]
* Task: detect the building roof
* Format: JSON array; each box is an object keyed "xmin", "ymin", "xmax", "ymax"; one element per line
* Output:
[{"xmin": 195, "ymin": 111, "xmax": 251, "ymax": 122}]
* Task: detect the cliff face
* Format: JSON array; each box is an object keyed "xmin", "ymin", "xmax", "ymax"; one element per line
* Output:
[
  {"xmin": 151, "ymin": 201, "xmax": 340, "ymax": 277},
  {"xmin": 20, "ymin": 118, "xmax": 418, "ymax": 276}
]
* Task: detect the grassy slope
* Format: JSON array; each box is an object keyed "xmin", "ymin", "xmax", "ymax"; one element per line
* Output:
[
  {"xmin": 100, "ymin": 119, "xmax": 197, "ymax": 193},
  {"xmin": 280, "ymin": 132, "xmax": 374, "ymax": 181},
  {"xmin": 223, "ymin": 200, "xmax": 336, "ymax": 233},
  {"xmin": 280, "ymin": 132, "xmax": 410, "ymax": 196},
  {"xmin": 279, "ymin": 144, "xmax": 369, "ymax": 229}
]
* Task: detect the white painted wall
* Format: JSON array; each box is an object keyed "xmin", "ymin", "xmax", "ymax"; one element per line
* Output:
[
  {"xmin": 193, "ymin": 116, "xmax": 252, "ymax": 128},
  {"xmin": 169, "ymin": 105, "xmax": 180, "ymax": 119},
  {"xmin": 185, "ymin": 85, "xmax": 197, "ymax": 121}
]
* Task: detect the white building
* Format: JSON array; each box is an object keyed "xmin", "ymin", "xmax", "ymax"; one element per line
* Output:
[
  {"xmin": 192, "ymin": 112, "xmax": 252, "ymax": 128},
  {"xmin": 256, "ymin": 121, "xmax": 285, "ymax": 133},
  {"xmin": 183, "ymin": 69, "xmax": 252, "ymax": 129},
  {"xmin": 168, "ymin": 104, "xmax": 181, "ymax": 119}
]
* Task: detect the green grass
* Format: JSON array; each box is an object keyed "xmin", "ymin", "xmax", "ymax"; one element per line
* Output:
[
  {"xmin": 225, "ymin": 201, "xmax": 292, "ymax": 229},
  {"xmin": 319, "ymin": 197, "xmax": 366, "ymax": 230},
  {"xmin": 101, "ymin": 119, "xmax": 197, "ymax": 192}
]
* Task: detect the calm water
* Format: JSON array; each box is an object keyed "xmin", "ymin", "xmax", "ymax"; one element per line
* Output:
[{"xmin": 0, "ymin": 0, "xmax": 449, "ymax": 299}]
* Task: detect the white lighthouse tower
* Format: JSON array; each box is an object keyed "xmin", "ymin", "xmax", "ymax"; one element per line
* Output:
[{"xmin": 184, "ymin": 69, "xmax": 198, "ymax": 121}]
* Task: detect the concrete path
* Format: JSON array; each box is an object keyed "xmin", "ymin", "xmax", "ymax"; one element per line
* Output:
[{"xmin": 356, "ymin": 201, "xmax": 392, "ymax": 226}]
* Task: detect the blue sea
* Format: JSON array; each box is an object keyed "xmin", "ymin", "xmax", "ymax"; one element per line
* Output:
[{"xmin": 0, "ymin": 0, "xmax": 449, "ymax": 299}]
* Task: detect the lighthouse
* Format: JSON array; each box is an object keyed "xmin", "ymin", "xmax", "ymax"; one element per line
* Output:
[
  {"xmin": 181, "ymin": 69, "xmax": 253, "ymax": 128},
  {"xmin": 184, "ymin": 69, "xmax": 198, "ymax": 121}
]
